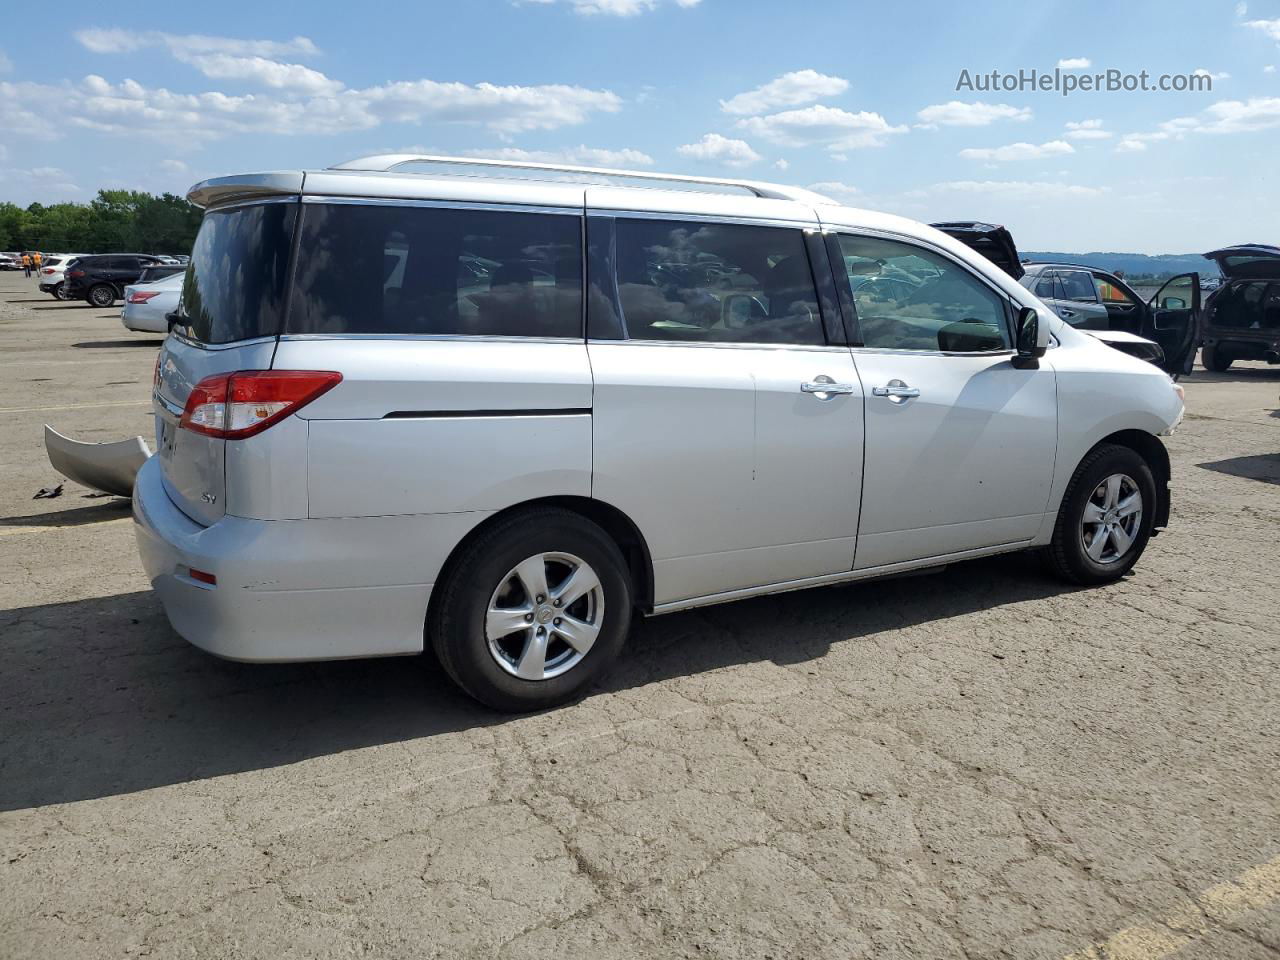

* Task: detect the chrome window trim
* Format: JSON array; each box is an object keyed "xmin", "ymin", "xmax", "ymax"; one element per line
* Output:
[
  {"xmin": 277, "ymin": 333, "xmax": 583, "ymax": 345},
  {"xmin": 167, "ymin": 331, "xmax": 279, "ymax": 352},
  {"xmin": 587, "ymin": 338, "xmax": 851, "ymax": 353},
  {"xmin": 595, "ymin": 208, "xmax": 817, "ymax": 230},
  {"xmin": 300, "ymin": 195, "xmax": 581, "ymax": 216},
  {"xmin": 828, "ymin": 225, "xmax": 1028, "ymax": 355}
]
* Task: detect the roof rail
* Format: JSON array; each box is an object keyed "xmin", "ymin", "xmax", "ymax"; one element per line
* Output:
[{"xmin": 328, "ymin": 153, "xmax": 832, "ymax": 205}]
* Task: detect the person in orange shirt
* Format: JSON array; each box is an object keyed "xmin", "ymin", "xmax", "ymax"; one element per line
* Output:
[
  {"xmin": 32, "ymin": 252, "xmax": 42, "ymax": 272},
  {"xmin": 21, "ymin": 253, "xmax": 31, "ymax": 278}
]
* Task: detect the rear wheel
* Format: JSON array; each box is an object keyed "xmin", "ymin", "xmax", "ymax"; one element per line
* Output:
[
  {"xmin": 430, "ymin": 507, "xmax": 632, "ymax": 712},
  {"xmin": 1201, "ymin": 343, "xmax": 1233, "ymax": 372},
  {"xmin": 87, "ymin": 284, "xmax": 115, "ymax": 308},
  {"xmin": 1043, "ymin": 444, "xmax": 1156, "ymax": 585},
  {"xmin": 52, "ymin": 282, "xmax": 69, "ymax": 301}
]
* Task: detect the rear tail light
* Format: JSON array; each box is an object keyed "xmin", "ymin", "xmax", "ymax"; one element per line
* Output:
[
  {"xmin": 127, "ymin": 291, "xmax": 160, "ymax": 304},
  {"xmin": 179, "ymin": 370, "xmax": 342, "ymax": 440},
  {"xmin": 68, "ymin": 269, "xmax": 84, "ymax": 278},
  {"xmin": 188, "ymin": 568, "xmax": 217, "ymax": 586},
  {"xmin": 42, "ymin": 268, "xmax": 54, "ymax": 275}
]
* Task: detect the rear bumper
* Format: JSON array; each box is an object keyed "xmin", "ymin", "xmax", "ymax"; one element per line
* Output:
[
  {"xmin": 132, "ymin": 456, "xmax": 483, "ymax": 662},
  {"xmin": 38, "ymin": 281, "xmax": 60, "ymax": 293}
]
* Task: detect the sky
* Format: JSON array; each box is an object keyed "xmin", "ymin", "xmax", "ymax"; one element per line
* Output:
[{"xmin": 1, "ymin": 0, "xmax": 1278, "ymax": 253}]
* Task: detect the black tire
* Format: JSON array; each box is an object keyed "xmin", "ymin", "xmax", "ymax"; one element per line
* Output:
[
  {"xmin": 430, "ymin": 507, "xmax": 632, "ymax": 712},
  {"xmin": 52, "ymin": 282, "xmax": 69, "ymax": 301},
  {"xmin": 1043, "ymin": 443, "xmax": 1157, "ymax": 586},
  {"xmin": 87, "ymin": 284, "xmax": 116, "ymax": 307},
  {"xmin": 1201, "ymin": 343, "xmax": 1232, "ymax": 372}
]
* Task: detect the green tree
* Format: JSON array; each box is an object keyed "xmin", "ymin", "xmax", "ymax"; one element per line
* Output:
[{"xmin": 0, "ymin": 190, "xmax": 203, "ymax": 254}]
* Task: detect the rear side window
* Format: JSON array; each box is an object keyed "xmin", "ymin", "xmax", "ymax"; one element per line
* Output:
[
  {"xmin": 611, "ymin": 218, "xmax": 824, "ymax": 345},
  {"xmin": 288, "ymin": 203, "xmax": 582, "ymax": 338},
  {"xmin": 179, "ymin": 202, "xmax": 296, "ymax": 344},
  {"xmin": 1058, "ymin": 270, "xmax": 1098, "ymax": 302}
]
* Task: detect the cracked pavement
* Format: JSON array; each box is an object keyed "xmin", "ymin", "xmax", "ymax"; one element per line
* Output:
[{"xmin": 0, "ymin": 272, "xmax": 1277, "ymax": 959}]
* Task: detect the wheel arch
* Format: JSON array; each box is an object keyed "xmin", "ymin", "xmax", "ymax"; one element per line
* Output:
[
  {"xmin": 1091, "ymin": 429, "xmax": 1172, "ymax": 533},
  {"xmin": 428, "ymin": 495, "xmax": 656, "ymax": 628}
]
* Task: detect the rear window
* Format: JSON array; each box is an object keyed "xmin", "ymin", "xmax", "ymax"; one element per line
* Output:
[
  {"xmin": 177, "ymin": 202, "xmax": 296, "ymax": 344},
  {"xmin": 287, "ymin": 202, "xmax": 582, "ymax": 338}
]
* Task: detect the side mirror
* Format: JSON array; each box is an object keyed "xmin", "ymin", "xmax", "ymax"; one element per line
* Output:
[{"xmin": 1012, "ymin": 306, "xmax": 1046, "ymax": 369}]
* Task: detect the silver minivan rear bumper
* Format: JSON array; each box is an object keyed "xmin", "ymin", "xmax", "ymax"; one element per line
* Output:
[{"xmin": 132, "ymin": 456, "xmax": 482, "ymax": 662}]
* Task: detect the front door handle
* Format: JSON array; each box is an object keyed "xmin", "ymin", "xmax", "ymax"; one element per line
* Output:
[
  {"xmin": 870, "ymin": 380, "xmax": 921, "ymax": 404},
  {"xmin": 801, "ymin": 375, "xmax": 856, "ymax": 400}
]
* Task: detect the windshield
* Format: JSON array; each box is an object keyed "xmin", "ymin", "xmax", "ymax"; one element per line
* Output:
[{"xmin": 177, "ymin": 201, "xmax": 296, "ymax": 344}]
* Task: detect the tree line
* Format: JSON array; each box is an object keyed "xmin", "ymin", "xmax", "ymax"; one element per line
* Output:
[{"xmin": 0, "ymin": 190, "xmax": 203, "ymax": 255}]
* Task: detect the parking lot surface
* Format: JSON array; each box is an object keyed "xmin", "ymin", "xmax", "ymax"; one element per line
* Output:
[{"xmin": 1, "ymin": 270, "xmax": 1277, "ymax": 959}]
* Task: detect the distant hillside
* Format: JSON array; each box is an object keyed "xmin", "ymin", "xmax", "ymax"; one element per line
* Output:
[{"xmin": 1023, "ymin": 251, "xmax": 1219, "ymax": 280}]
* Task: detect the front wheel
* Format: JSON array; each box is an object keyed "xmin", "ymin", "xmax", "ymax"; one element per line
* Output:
[
  {"xmin": 1043, "ymin": 444, "xmax": 1157, "ymax": 585},
  {"xmin": 1201, "ymin": 343, "xmax": 1233, "ymax": 372},
  {"xmin": 430, "ymin": 507, "xmax": 632, "ymax": 712},
  {"xmin": 52, "ymin": 282, "xmax": 69, "ymax": 301}
]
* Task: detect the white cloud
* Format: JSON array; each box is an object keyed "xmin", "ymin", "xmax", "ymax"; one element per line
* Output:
[
  {"xmin": 1194, "ymin": 68, "xmax": 1230, "ymax": 80},
  {"xmin": 915, "ymin": 101, "xmax": 1031, "ymax": 127},
  {"xmin": 524, "ymin": 0, "xmax": 700, "ymax": 15},
  {"xmin": 160, "ymin": 158, "xmax": 189, "ymax": 173},
  {"xmin": 1238, "ymin": 1, "xmax": 1248, "ymax": 16},
  {"xmin": 737, "ymin": 104, "xmax": 907, "ymax": 152},
  {"xmin": 465, "ymin": 145, "xmax": 653, "ymax": 166},
  {"xmin": 720, "ymin": 70, "xmax": 849, "ymax": 116},
  {"xmin": 1116, "ymin": 138, "xmax": 1148, "ymax": 153},
  {"xmin": 1157, "ymin": 96, "xmax": 1280, "ymax": 135},
  {"xmin": 1266, "ymin": 65, "xmax": 1277, "ymax": 73},
  {"xmin": 6, "ymin": 73, "xmax": 620, "ymax": 145},
  {"xmin": 74, "ymin": 28, "xmax": 319, "ymax": 58},
  {"xmin": 773, "ymin": 158, "xmax": 788, "ymax": 170},
  {"xmin": 0, "ymin": 48, "xmax": 12, "ymax": 75},
  {"xmin": 807, "ymin": 181, "xmax": 860, "ymax": 201},
  {"xmin": 179, "ymin": 54, "xmax": 342, "ymax": 95},
  {"xmin": 359, "ymin": 80, "xmax": 621, "ymax": 135},
  {"xmin": 1058, "ymin": 57, "xmax": 1092, "ymax": 69},
  {"xmin": 1064, "ymin": 118, "xmax": 1112, "ymax": 140},
  {"xmin": 959, "ymin": 139, "xmax": 1075, "ymax": 162},
  {"xmin": 676, "ymin": 133, "xmax": 761, "ymax": 167},
  {"xmin": 1244, "ymin": 17, "xmax": 1280, "ymax": 41},
  {"xmin": 913, "ymin": 179, "xmax": 1105, "ymax": 200}
]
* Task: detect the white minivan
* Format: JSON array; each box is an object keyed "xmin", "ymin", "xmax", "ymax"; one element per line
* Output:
[{"xmin": 133, "ymin": 155, "xmax": 1184, "ymax": 711}]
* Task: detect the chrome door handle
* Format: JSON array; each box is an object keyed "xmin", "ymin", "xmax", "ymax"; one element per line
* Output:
[
  {"xmin": 1059, "ymin": 308, "xmax": 1076, "ymax": 318},
  {"xmin": 870, "ymin": 380, "xmax": 920, "ymax": 403},
  {"xmin": 801, "ymin": 376, "xmax": 856, "ymax": 400}
]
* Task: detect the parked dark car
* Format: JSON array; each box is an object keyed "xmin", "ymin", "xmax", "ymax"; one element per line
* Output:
[
  {"xmin": 136, "ymin": 263, "xmax": 186, "ymax": 284},
  {"xmin": 63, "ymin": 254, "xmax": 165, "ymax": 307},
  {"xmin": 1199, "ymin": 244, "xmax": 1280, "ymax": 371},
  {"xmin": 931, "ymin": 221, "xmax": 1198, "ymax": 377}
]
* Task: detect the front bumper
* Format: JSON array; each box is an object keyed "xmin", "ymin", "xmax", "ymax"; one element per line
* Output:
[{"xmin": 132, "ymin": 456, "xmax": 469, "ymax": 662}]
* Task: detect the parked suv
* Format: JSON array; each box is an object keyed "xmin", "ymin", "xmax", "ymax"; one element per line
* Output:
[
  {"xmin": 63, "ymin": 254, "xmax": 164, "ymax": 306},
  {"xmin": 132, "ymin": 154, "xmax": 1185, "ymax": 711},
  {"xmin": 1198, "ymin": 244, "xmax": 1280, "ymax": 371},
  {"xmin": 37, "ymin": 253, "xmax": 89, "ymax": 300}
]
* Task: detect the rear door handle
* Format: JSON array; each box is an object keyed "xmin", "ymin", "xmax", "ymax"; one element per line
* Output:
[
  {"xmin": 870, "ymin": 380, "xmax": 920, "ymax": 403},
  {"xmin": 801, "ymin": 376, "xmax": 856, "ymax": 400}
]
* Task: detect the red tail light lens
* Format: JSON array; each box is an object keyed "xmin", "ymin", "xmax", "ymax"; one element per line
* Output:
[
  {"xmin": 42, "ymin": 268, "xmax": 54, "ymax": 275},
  {"xmin": 68, "ymin": 269, "xmax": 84, "ymax": 278},
  {"xmin": 179, "ymin": 370, "xmax": 342, "ymax": 440},
  {"xmin": 127, "ymin": 291, "xmax": 161, "ymax": 304}
]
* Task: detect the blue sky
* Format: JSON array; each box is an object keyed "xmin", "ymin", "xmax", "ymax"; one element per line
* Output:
[{"xmin": 1, "ymin": 0, "xmax": 1278, "ymax": 252}]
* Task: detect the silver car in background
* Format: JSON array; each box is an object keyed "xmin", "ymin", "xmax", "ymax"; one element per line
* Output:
[{"xmin": 122, "ymin": 271, "xmax": 184, "ymax": 333}]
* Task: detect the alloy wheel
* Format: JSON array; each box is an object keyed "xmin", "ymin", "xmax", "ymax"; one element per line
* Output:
[
  {"xmin": 1080, "ymin": 473, "xmax": 1143, "ymax": 565},
  {"xmin": 485, "ymin": 551, "xmax": 605, "ymax": 681}
]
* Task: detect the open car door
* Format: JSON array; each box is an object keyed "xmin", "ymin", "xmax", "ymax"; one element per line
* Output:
[{"xmin": 1144, "ymin": 273, "xmax": 1200, "ymax": 376}]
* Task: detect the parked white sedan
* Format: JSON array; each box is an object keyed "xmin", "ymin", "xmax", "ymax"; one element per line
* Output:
[{"xmin": 121, "ymin": 272, "xmax": 183, "ymax": 333}]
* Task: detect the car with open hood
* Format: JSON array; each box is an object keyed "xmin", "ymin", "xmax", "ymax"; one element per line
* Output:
[
  {"xmin": 1198, "ymin": 244, "xmax": 1280, "ymax": 371},
  {"xmin": 120, "ymin": 154, "xmax": 1185, "ymax": 712},
  {"xmin": 930, "ymin": 223, "xmax": 1198, "ymax": 377}
]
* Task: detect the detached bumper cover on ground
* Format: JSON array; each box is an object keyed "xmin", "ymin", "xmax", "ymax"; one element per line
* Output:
[{"xmin": 43, "ymin": 425, "xmax": 151, "ymax": 498}]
